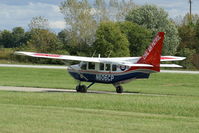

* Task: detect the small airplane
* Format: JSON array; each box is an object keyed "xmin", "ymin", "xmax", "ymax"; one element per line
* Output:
[{"xmin": 15, "ymin": 32, "xmax": 185, "ymax": 93}]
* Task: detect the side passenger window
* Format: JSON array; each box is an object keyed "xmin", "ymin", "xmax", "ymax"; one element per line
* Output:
[
  {"xmin": 106, "ymin": 64, "xmax": 111, "ymax": 71},
  {"xmin": 112, "ymin": 64, "xmax": 117, "ymax": 71},
  {"xmin": 100, "ymin": 63, "xmax": 104, "ymax": 71},
  {"xmin": 88, "ymin": 62, "xmax": 95, "ymax": 70}
]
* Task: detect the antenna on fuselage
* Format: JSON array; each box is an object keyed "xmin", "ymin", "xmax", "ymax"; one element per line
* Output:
[{"xmin": 98, "ymin": 54, "xmax": 101, "ymax": 58}]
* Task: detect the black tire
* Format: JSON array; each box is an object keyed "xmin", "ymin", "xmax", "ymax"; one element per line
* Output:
[
  {"xmin": 81, "ymin": 85, "xmax": 87, "ymax": 93},
  {"xmin": 76, "ymin": 85, "xmax": 81, "ymax": 92},
  {"xmin": 116, "ymin": 86, "xmax": 123, "ymax": 93}
]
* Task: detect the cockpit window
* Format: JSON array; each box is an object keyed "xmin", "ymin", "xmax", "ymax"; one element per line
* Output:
[
  {"xmin": 88, "ymin": 62, "xmax": 95, "ymax": 70},
  {"xmin": 80, "ymin": 62, "xmax": 87, "ymax": 70}
]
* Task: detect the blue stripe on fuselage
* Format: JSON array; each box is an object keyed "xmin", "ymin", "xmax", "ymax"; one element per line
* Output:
[{"xmin": 68, "ymin": 71, "xmax": 150, "ymax": 84}]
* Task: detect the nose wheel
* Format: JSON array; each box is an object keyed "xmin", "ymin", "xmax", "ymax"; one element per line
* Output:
[
  {"xmin": 76, "ymin": 82, "xmax": 95, "ymax": 93},
  {"xmin": 76, "ymin": 85, "xmax": 87, "ymax": 93}
]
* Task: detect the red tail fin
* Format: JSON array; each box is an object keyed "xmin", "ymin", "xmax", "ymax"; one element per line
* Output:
[{"xmin": 137, "ymin": 32, "xmax": 165, "ymax": 71}]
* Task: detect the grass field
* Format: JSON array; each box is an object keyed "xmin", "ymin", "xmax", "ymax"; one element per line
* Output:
[{"xmin": 0, "ymin": 67, "xmax": 199, "ymax": 133}]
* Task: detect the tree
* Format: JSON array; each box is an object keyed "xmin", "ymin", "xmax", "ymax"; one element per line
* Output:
[
  {"xmin": 0, "ymin": 31, "xmax": 3, "ymax": 48},
  {"xmin": 28, "ymin": 16, "xmax": 50, "ymax": 30},
  {"xmin": 59, "ymin": 0, "xmax": 136, "ymax": 56},
  {"xmin": 57, "ymin": 29, "xmax": 78, "ymax": 55},
  {"xmin": 115, "ymin": 0, "xmax": 137, "ymax": 21},
  {"xmin": 94, "ymin": 0, "xmax": 109, "ymax": 22},
  {"xmin": 24, "ymin": 29, "xmax": 63, "ymax": 53},
  {"xmin": 195, "ymin": 20, "xmax": 199, "ymax": 53},
  {"xmin": 12, "ymin": 27, "xmax": 26, "ymax": 47},
  {"xmin": 118, "ymin": 21, "xmax": 152, "ymax": 56},
  {"xmin": 58, "ymin": 29, "xmax": 69, "ymax": 45},
  {"xmin": 176, "ymin": 17, "xmax": 199, "ymax": 69},
  {"xmin": 178, "ymin": 25, "xmax": 197, "ymax": 50},
  {"xmin": 16, "ymin": 29, "xmax": 66, "ymax": 64},
  {"xmin": 25, "ymin": 16, "xmax": 66, "ymax": 54},
  {"xmin": 176, "ymin": 48, "xmax": 196, "ymax": 69},
  {"xmin": 0, "ymin": 27, "xmax": 31, "ymax": 48},
  {"xmin": 94, "ymin": 0, "xmax": 136, "ymax": 22},
  {"xmin": 60, "ymin": 0, "xmax": 97, "ymax": 54},
  {"xmin": 126, "ymin": 5, "xmax": 180, "ymax": 55},
  {"xmin": 177, "ymin": 25, "xmax": 196, "ymax": 69},
  {"xmin": 0, "ymin": 27, "xmax": 30, "ymax": 48},
  {"xmin": 0, "ymin": 30, "xmax": 13, "ymax": 48},
  {"xmin": 93, "ymin": 21, "xmax": 130, "ymax": 57},
  {"xmin": 183, "ymin": 13, "xmax": 199, "ymax": 26}
]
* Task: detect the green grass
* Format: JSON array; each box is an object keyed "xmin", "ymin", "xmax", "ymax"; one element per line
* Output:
[
  {"xmin": 0, "ymin": 67, "xmax": 199, "ymax": 96},
  {"xmin": 0, "ymin": 67, "xmax": 199, "ymax": 133}
]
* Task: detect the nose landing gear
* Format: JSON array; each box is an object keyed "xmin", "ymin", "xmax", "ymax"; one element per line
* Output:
[
  {"xmin": 76, "ymin": 85, "xmax": 87, "ymax": 93},
  {"xmin": 76, "ymin": 82, "xmax": 95, "ymax": 93}
]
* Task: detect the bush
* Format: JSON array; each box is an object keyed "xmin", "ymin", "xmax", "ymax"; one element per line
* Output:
[
  {"xmin": 0, "ymin": 48, "xmax": 13, "ymax": 60},
  {"xmin": 176, "ymin": 48, "xmax": 196, "ymax": 69}
]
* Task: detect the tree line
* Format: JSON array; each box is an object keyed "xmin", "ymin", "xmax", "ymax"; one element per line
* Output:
[{"xmin": 0, "ymin": 0, "xmax": 198, "ymax": 69}]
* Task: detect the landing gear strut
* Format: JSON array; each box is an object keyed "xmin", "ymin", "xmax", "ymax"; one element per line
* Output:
[{"xmin": 76, "ymin": 82, "xmax": 95, "ymax": 93}]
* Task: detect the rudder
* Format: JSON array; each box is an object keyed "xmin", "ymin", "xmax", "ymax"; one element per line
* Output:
[{"xmin": 137, "ymin": 32, "xmax": 165, "ymax": 71}]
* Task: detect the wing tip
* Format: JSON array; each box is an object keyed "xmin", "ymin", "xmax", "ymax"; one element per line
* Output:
[
  {"xmin": 14, "ymin": 51, "xmax": 33, "ymax": 56},
  {"xmin": 14, "ymin": 51, "xmax": 25, "ymax": 55}
]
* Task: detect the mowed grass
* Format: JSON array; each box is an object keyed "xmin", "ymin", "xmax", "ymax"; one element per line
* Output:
[
  {"xmin": 0, "ymin": 67, "xmax": 199, "ymax": 96},
  {"xmin": 0, "ymin": 67, "xmax": 199, "ymax": 133}
]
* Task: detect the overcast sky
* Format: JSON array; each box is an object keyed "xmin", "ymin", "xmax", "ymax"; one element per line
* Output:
[{"xmin": 0, "ymin": 0, "xmax": 198, "ymax": 33}]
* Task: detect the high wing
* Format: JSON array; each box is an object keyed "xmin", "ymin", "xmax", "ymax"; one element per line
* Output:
[
  {"xmin": 14, "ymin": 51, "xmax": 185, "ymax": 68},
  {"xmin": 15, "ymin": 52, "xmax": 186, "ymax": 62},
  {"xmin": 15, "ymin": 51, "xmax": 153, "ymax": 67}
]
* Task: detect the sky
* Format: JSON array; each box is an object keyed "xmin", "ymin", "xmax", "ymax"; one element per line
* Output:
[{"xmin": 0, "ymin": 0, "xmax": 199, "ymax": 33}]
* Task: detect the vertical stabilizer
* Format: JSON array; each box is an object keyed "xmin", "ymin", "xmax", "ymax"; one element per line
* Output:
[{"xmin": 137, "ymin": 32, "xmax": 165, "ymax": 71}]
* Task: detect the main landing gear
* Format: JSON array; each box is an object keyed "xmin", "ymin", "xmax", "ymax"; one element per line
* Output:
[
  {"xmin": 113, "ymin": 83, "xmax": 124, "ymax": 93},
  {"xmin": 75, "ymin": 82, "xmax": 124, "ymax": 93},
  {"xmin": 116, "ymin": 86, "xmax": 123, "ymax": 93},
  {"xmin": 76, "ymin": 82, "xmax": 95, "ymax": 93}
]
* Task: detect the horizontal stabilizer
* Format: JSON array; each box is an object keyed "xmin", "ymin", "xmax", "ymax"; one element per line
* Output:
[
  {"xmin": 161, "ymin": 56, "xmax": 186, "ymax": 61},
  {"xmin": 160, "ymin": 64, "xmax": 183, "ymax": 68}
]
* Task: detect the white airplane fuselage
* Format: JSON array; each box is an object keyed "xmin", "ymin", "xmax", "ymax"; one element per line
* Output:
[{"xmin": 67, "ymin": 62, "xmax": 154, "ymax": 84}]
